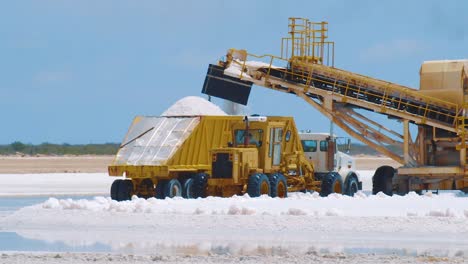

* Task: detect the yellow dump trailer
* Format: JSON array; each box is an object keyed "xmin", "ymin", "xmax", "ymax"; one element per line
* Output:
[{"xmin": 108, "ymin": 115, "xmax": 320, "ymax": 201}]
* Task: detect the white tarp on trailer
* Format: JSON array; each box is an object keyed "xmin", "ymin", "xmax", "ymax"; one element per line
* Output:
[{"xmin": 113, "ymin": 116, "xmax": 200, "ymax": 166}]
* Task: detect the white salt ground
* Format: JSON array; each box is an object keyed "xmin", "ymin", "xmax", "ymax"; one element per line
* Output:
[
  {"xmin": 3, "ymin": 190, "xmax": 468, "ymax": 258},
  {"xmin": 0, "ymin": 173, "xmax": 115, "ymax": 197},
  {"xmin": 34, "ymin": 191, "xmax": 468, "ymax": 218},
  {"xmin": 161, "ymin": 96, "xmax": 227, "ymax": 116},
  {"xmin": 0, "ymin": 252, "xmax": 464, "ymax": 264},
  {"xmin": 2, "ymin": 171, "xmax": 468, "ymax": 263},
  {"xmin": 0, "ymin": 173, "xmax": 117, "ymax": 197}
]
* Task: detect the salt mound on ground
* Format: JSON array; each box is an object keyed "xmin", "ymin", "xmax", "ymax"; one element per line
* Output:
[{"xmin": 161, "ymin": 96, "xmax": 227, "ymax": 116}]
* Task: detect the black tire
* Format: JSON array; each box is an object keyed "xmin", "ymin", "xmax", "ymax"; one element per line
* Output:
[
  {"xmin": 320, "ymin": 172, "xmax": 343, "ymax": 197},
  {"xmin": 117, "ymin": 180, "xmax": 133, "ymax": 201},
  {"xmin": 182, "ymin": 178, "xmax": 194, "ymax": 199},
  {"xmin": 110, "ymin": 179, "xmax": 122, "ymax": 201},
  {"xmin": 394, "ymin": 177, "xmax": 409, "ymax": 196},
  {"xmin": 268, "ymin": 173, "xmax": 288, "ymax": 198},
  {"xmin": 372, "ymin": 165, "xmax": 395, "ymax": 195},
  {"xmin": 139, "ymin": 178, "xmax": 155, "ymax": 199},
  {"xmin": 345, "ymin": 176, "xmax": 359, "ymax": 196},
  {"xmin": 155, "ymin": 180, "xmax": 167, "ymax": 199},
  {"xmin": 192, "ymin": 173, "xmax": 208, "ymax": 198},
  {"xmin": 164, "ymin": 179, "xmax": 182, "ymax": 198},
  {"xmin": 247, "ymin": 173, "xmax": 271, "ymax": 197}
]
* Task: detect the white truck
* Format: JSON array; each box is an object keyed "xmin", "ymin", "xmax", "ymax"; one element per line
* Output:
[{"xmin": 299, "ymin": 132, "xmax": 362, "ymax": 196}]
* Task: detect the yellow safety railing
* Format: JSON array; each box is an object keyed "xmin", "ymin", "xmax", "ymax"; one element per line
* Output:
[
  {"xmin": 232, "ymin": 17, "xmax": 461, "ymax": 131},
  {"xmin": 232, "ymin": 51, "xmax": 460, "ymax": 129},
  {"xmin": 280, "ymin": 17, "xmax": 335, "ymax": 67},
  {"xmin": 457, "ymin": 104, "xmax": 468, "ymax": 141}
]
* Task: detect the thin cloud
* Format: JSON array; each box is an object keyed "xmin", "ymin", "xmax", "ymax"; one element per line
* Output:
[
  {"xmin": 170, "ymin": 50, "xmax": 221, "ymax": 69},
  {"xmin": 361, "ymin": 39, "xmax": 428, "ymax": 62},
  {"xmin": 34, "ymin": 70, "xmax": 72, "ymax": 84}
]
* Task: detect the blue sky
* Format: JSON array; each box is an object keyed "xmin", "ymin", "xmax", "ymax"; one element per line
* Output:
[{"xmin": 1, "ymin": 0, "xmax": 467, "ymax": 144}]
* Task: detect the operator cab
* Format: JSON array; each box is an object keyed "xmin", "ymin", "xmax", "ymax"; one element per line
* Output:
[{"xmin": 234, "ymin": 129, "xmax": 263, "ymax": 147}]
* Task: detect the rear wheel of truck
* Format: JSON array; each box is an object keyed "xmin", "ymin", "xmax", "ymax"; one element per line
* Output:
[
  {"xmin": 139, "ymin": 178, "xmax": 155, "ymax": 199},
  {"xmin": 182, "ymin": 178, "xmax": 194, "ymax": 199},
  {"xmin": 248, "ymin": 173, "xmax": 271, "ymax": 197},
  {"xmin": 117, "ymin": 180, "xmax": 134, "ymax": 201},
  {"xmin": 165, "ymin": 179, "xmax": 182, "ymax": 198},
  {"xmin": 345, "ymin": 176, "xmax": 359, "ymax": 196},
  {"xmin": 394, "ymin": 176, "xmax": 409, "ymax": 196},
  {"xmin": 155, "ymin": 180, "xmax": 167, "ymax": 199},
  {"xmin": 110, "ymin": 179, "xmax": 122, "ymax": 201},
  {"xmin": 268, "ymin": 173, "xmax": 288, "ymax": 198},
  {"xmin": 320, "ymin": 172, "xmax": 343, "ymax": 197},
  {"xmin": 192, "ymin": 173, "xmax": 208, "ymax": 198},
  {"xmin": 372, "ymin": 166, "xmax": 395, "ymax": 195}
]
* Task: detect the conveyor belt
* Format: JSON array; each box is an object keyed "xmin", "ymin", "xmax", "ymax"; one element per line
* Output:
[
  {"xmin": 203, "ymin": 56, "xmax": 461, "ymax": 135},
  {"xmin": 253, "ymin": 61, "xmax": 460, "ymax": 133}
]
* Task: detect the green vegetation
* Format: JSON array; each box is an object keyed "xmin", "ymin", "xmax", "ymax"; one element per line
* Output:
[
  {"xmin": 0, "ymin": 141, "xmax": 120, "ymax": 155},
  {"xmin": 0, "ymin": 141, "xmax": 397, "ymax": 156}
]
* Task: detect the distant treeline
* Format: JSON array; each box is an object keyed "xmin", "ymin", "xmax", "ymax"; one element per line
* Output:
[
  {"xmin": 0, "ymin": 141, "xmax": 400, "ymax": 156},
  {"xmin": 0, "ymin": 141, "xmax": 120, "ymax": 155}
]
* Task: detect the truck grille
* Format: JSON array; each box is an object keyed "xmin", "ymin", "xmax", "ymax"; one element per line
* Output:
[{"xmin": 212, "ymin": 153, "xmax": 233, "ymax": 179}]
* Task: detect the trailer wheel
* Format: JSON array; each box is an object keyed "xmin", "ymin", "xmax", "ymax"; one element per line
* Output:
[
  {"xmin": 139, "ymin": 178, "xmax": 155, "ymax": 199},
  {"xmin": 372, "ymin": 166, "xmax": 395, "ymax": 195},
  {"xmin": 117, "ymin": 180, "xmax": 133, "ymax": 201},
  {"xmin": 182, "ymin": 178, "xmax": 194, "ymax": 199},
  {"xmin": 110, "ymin": 179, "xmax": 122, "ymax": 201},
  {"xmin": 394, "ymin": 176, "xmax": 409, "ymax": 196},
  {"xmin": 320, "ymin": 172, "xmax": 343, "ymax": 197},
  {"xmin": 345, "ymin": 176, "xmax": 359, "ymax": 196},
  {"xmin": 165, "ymin": 179, "xmax": 182, "ymax": 198},
  {"xmin": 155, "ymin": 180, "xmax": 167, "ymax": 199},
  {"xmin": 192, "ymin": 173, "xmax": 208, "ymax": 198},
  {"xmin": 248, "ymin": 173, "xmax": 271, "ymax": 197},
  {"xmin": 268, "ymin": 173, "xmax": 288, "ymax": 198}
]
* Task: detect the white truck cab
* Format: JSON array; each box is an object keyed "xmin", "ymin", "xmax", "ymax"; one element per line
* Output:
[{"xmin": 299, "ymin": 131, "xmax": 362, "ymax": 196}]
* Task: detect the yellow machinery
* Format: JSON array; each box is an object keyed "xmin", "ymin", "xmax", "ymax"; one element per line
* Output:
[
  {"xmin": 202, "ymin": 17, "xmax": 468, "ymax": 195},
  {"xmin": 108, "ymin": 115, "xmax": 321, "ymax": 201}
]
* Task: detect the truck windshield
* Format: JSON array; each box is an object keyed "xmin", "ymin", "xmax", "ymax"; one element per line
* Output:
[
  {"xmin": 235, "ymin": 129, "xmax": 263, "ymax": 147},
  {"xmin": 301, "ymin": 140, "xmax": 317, "ymax": 152}
]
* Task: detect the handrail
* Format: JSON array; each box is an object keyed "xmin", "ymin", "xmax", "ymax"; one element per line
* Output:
[
  {"xmin": 227, "ymin": 49, "xmax": 461, "ymax": 129},
  {"xmin": 233, "ymin": 50, "xmax": 459, "ymax": 109}
]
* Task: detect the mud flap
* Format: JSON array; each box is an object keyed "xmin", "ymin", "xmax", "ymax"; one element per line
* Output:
[{"xmin": 202, "ymin": 64, "xmax": 253, "ymax": 105}]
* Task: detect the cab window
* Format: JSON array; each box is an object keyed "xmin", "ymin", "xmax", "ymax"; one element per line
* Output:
[
  {"xmin": 301, "ymin": 140, "xmax": 317, "ymax": 152},
  {"xmin": 234, "ymin": 129, "xmax": 263, "ymax": 147},
  {"xmin": 320, "ymin": 140, "xmax": 328, "ymax": 151}
]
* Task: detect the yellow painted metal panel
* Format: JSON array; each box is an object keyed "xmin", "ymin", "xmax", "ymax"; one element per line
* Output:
[
  {"xmin": 420, "ymin": 60, "xmax": 467, "ymax": 91},
  {"xmin": 166, "ymin": 116, "xmax": 244, "ymax": 167},
  {"xmin": 108, "ymin": 165, "xmax": 170, "ymax": 178},
  {"xmin": 398, "ymin": 166, "xmax": 462, "ymax": 177},
  {"xmin": 419, "ymin": 60, "xmax": 467, "ymax": 106}
]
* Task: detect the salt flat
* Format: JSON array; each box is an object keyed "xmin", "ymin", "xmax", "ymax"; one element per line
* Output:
[{"xmin": 1, "ymin": 170, "xmax": 468, "ymax": 263}]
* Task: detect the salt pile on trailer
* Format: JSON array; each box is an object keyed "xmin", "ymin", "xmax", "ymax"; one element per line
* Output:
[{"xmin": 113, "ymin": 96, "xmax": 227, "ymax": 166}]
